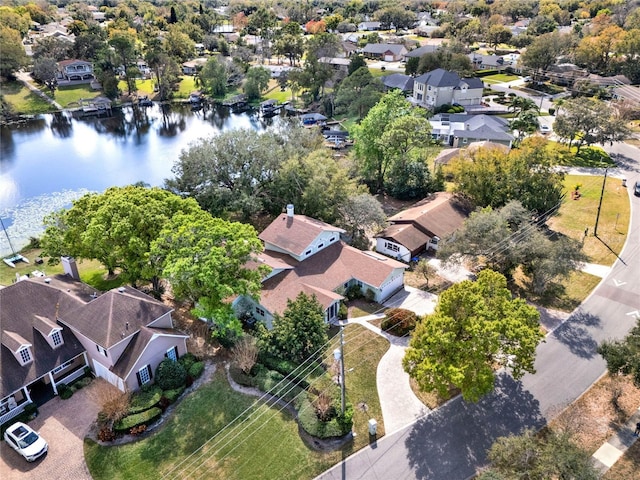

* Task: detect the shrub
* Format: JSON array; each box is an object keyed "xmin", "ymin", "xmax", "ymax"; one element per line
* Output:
[
  {"xmin": 128, "ymin": 385, "xmax": 162, "ymax": 414},
  {"xmin": 365, "ymin": 289, "xmax": 375, "ymax": 302},
  {"xmin": 297, "ymin": 394, "xmax": 353, "ymax": 438},
  {"xmin": 130, "ymin": 424, "xmax": 147, "ymax": 435},
  {"xmin": 188, "ymin": 361, "xmax": 205, "ymax": 379},
  {"xmin": 162, "ymin": 386, "xmax": 186, "ymax": 404},
  {"xmin": 155, "ymin": 359, "xmax": 187, "ymax": 390},
  {"xmin": 114, "ymin": 407, "xmax": 162, "ymax": 432},
  {"xmin": 58, "ymin": 383, "xmax": 73, "ymax": 400},
  {"xmin": 98, "ymin": 427, "xmax": 116, "ymax": 442},
  {"xmin": 178, "ymin": 353, "xmax": 197, "ymax": 371},
  {"xmin": 338, "ymin": 302, "xmax": 348, "ymax": 320},
  {"xmin": 233, "ymin": 336, "xmax": 259, "ymax": 374},
  {"xmin": 345, "ymin": 283, "xmax": 363, "ymax": 301},
  {"xmin": 381, "ymin": 308, "xmax": 418, "ymax": 337},
  {"xmin": 548, "ymin": 107, "xmax": 555, "ymax": 115},
  {"xmin": 23, "ymin": 403, "xmax": 38, "ymax": 417}
]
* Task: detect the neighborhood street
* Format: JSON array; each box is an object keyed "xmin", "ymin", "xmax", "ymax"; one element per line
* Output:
[{"xmin": 317, "ymin": 141, "xmax": 640, "ymax": 480}]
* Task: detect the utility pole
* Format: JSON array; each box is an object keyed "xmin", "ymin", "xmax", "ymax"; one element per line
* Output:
[
  {"xmin": 594, "ymin": 167, "xmax": 608, "ymax": 237},
  {"xmin": 333, "ymin": 326, "xmax": 346, "ymax": 415}
]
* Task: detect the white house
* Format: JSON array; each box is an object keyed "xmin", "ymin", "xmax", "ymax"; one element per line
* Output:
[
  {"xmin": 412, "ymin": 68, "xmax": 484, "ymax": 109},
  {"xmin": 237, "ymin": 205, "xmax": 407, "ymax": 328}
]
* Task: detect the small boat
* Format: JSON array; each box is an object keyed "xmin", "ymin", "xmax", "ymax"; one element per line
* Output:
[
  {"xmin": 137, "ymin": 95, "xmax": 153, "ymax": 107},
  {"xmin": 3, "ymin": 254, "xmax": 29, "ymax": 268}
]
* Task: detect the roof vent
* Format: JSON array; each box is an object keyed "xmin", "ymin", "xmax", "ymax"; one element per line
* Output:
[
  {"xmin": 118, "ymin": 287, "xmax": 125, "ymax": 293},
  {"xmin": 44, "ymin": 278, "xmax": 51, "ymax": 284},
  {"xmin": 286, "ymin": 204, "xmax": 294, "ymax": 217}
]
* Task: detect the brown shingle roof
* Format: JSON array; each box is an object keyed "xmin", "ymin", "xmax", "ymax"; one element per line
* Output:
[
  {"xmin": 259, "ymin": 213, "xmax": 345, "ymax": 257},
  {"xmin": 259, "ymin": 242, "xmax": 405, "ymax": 315},
  {"xmin": 377, "ymin": 223, "xmax": 431, "ymax": 252},
  {"xmin": 1, "ymin": 280, "xmax": 86, "ymax": 397},
  {"xmin": 61, "ymin": 287, "xmax": 172, "ymax": 348}
]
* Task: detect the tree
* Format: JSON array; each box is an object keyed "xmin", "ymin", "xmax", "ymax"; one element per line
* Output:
[
  {"xmin": 166, "ymin": 126, "xmax": 323, "ymax": 219},
  {"xmin": 33, "ymin": 57, "xmax": 58, "ymax": 95},
  {"xmin": 248, "ymin": 6, "xmax": 276, "ymax": 62},
  {"xmin": 0, "ymin": 7, "xmax": 30, "ymax": 36},
  {"xmin": 403, "ymin": 269, "xmax": 543, "ymax": 402},
  {"xmin": 232, "ymin": 336, "xmax": 259, "ymax": 374},
  {"xmin": 145, "ymin": 37, "xmax": 181, "ymax": 101},
  {"xmin": 199, "ymin": 56, "xmax": 229, "ymax": 97},
  {"xmin": 520, "ymin": 31, "xmax": 570, "ymax": 81},
  {"xmin": 334, "ymin": 66, "xmax": 383, "ymax": 118},
  {"xmin": 485, "ymin": 24, "xmax": 512, "ymax": 52},
  {"xmin": 337, "ymin": 194, "xmax": 387, "ymax": 250},
  {"xmin": 598, "ymin": 316, "xmax": 640, "ymax": 387},
  {"xmin": 375, "ymin": 6, "xmax": 417, "ymax": 32},
  {"xmin": 32, "ymin": 36, "xmax": 72, "ymax": 61},
  {"xmin": 108, "ymin": 30, "xmax": 138, "ymax": 95},
  {"xmin": 40, "ymin": 186, "xmax": 202, "ymax": 293},
  {"xmin": 324, "ymin": 14, "xmax": 344, "ymax": 32},
  {"xmin": 448, "ymin": 138, "xmax": 565, "ymax": 215},
  {"xmin": 243, "ymin": 66, "xmax": 270, "ymax": 100},
  {"xmin": 347, "ymin": 54, "xmax": 366, "ymax": 76},
  {"xmin": 353, "ymin": 90, "xmax": 415, "ymax": 193},
  {"xmin": 259, "ymin": 292, "xmax": 328, "ymax": 364},
  {"xmin": 164, "ymin": 26, "xmax": 195, "ymax": 62},
  {"xmin": 273, "ymin": 33, "xmax": 304, "ymax": 66},
  {"xmin": 151, "ymin": 208, "xmax": 265, "ymax": 308},
  {"xmin": 415, "ymin": 259, "xmax": 436, "ymax": 288},
  {"xmin": 417, "ymin": 50, "xmax": 473, "ymax": 77},
  {"xmin": 480, "ymin": 429, "xmax": 599, "ymax": 480},
  {"xmin": 0, "ymin": 26, "xmax": 27, "ymax": 78},
  {"xmin": 297, "ymin": 33, "xmax": 341, "ymax": 100}
]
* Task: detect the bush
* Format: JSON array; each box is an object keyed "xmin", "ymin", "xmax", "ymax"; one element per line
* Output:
[
  {"xmin": 188, "ymin": 361, "xmax": 205, "ymax": 379},
  {"xmin": 98, "ymin": 427, "xmax": 116, "ymax": 442},
  {"xmin": 296, "ymin": 394, "xmax": 353, "ymax": 438},
  {"xmin": 345, "ymin": 283, "xmax": 363, "ymax": 301},
  {"xmin": 58, "ymin": 383, "xmax": 73, "ymax": 400},
  {"xmin": 253, "ymin": 365, "xmax": 304, "ymax": 402},
  {"xmin": 548, "ymin": 107, "xmax": 555, "ymax": 115},
  {"xmin": 155, "ymin": 359, "xmax": 187, "ymax": 390},
  {"xmin": 338, "ymin": 302, "xmax": 348, "ymax": 320},
  {"xmin": 114, "ymin": 407, "xmax": 162, "ymax": 432},
  {"xmin": 129, "ymin": 385, "xmax": 162, "ymax": 414},
  {"xmin": 178, "ymin": 353, "xmax": 198, "ymax": 371},
  {"xmin": 23, "ymin": 403, "xmax": 38, "ymax": 417},
  {"xmin": 258, "ymin": 354, "xmax": 300, "ymax": 377},
  {"xmin": 381, "ymin": 308, "xmax": 418, "ymax": 337},
  {"xmin": 162, "ymin": 386, "xmax": 185, "ymax": 404},
  {"xmin": 365, "ymin": 289, "xmax": 375, "ymax": 302},
  {"xmin": 72, "ymin": 376, "xmax": 93, "ymax": 391}
]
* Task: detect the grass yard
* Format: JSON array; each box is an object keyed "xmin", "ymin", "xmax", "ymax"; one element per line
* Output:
[
  {"xmin": 0, "ymin": 80, "xmax": 56, "ymax": 114},
  {"xmin": 117, "ymin": 79, "xmax": 155, "ymax": 96},
  {"xmin": 86, "ymin": 324, "xmax": 389, "ymax": 480},
  {"xmin": 262, "ymin": 79, "xmax": 294, "ymax": 104},
  {"xmin": 548, "ymin": 174, "xmax": 629, "ymax": 265},
  {"xmin": 0, "ymin": 248, "xmax": 125, "ymax": 291},
  {"xmin": 175, "ymin": 76, "xmax": 198, "ymax": 99},
  {"xmin": 51, "ymin": 84, "xmax": 102, "ymax": 108},
  {"xmin": 481, "ymin": 73, "xmax": 520, "ymax": 84}
]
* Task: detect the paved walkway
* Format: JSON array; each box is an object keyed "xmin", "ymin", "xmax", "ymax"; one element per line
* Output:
[
  {"xmin": 592, "ymin": 407, "xmax": 640, "ymax": 475},
  {"xmin": 15, "ymin": 70, "xmax": 62, "ymax": 110}
]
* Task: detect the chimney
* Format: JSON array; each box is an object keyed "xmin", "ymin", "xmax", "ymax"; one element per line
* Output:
[
  {"xmin": 286, "ymin": 204, "xmax": 294, "ymax": 217},
  {"xmin": 118, "ymin": 287, "xmax": 125, "ymax": 293},
  {"xmin": 61, "ymin": 256, "xmax": 80, "ymax": 280}
]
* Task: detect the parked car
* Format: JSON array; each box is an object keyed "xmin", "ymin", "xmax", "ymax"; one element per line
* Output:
[
  {"xmin": 539, "ymin": 124, "xmax": 551, "ymax": 134},
  {"xmin": 3, "ymin": 422, "xmax": 48, "ymax": 462},
  {"xmin": 634, "ymin": 180, "xmax": 640, "ymax": 197}
]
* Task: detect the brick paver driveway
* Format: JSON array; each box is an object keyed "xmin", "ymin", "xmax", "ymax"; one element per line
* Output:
[{"xmin": 0, "ymin": 380, "xmax": 101, "ymax": 480}]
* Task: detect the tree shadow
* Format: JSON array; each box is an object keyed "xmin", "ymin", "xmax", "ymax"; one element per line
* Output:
[
  {"xmin": 551, "ymin": 309, "xmax": 601, "ymax": 359},
  {"xmin": 610, "ymin": 152, "xmax": 640, "ymax": 173},
  {"xmin": 405, "ymin": 374, "xmax": 545, "ymax": 479}
]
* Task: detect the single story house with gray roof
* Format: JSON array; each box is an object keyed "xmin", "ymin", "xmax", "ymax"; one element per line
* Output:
[
  {"xmin": 430, "ymin": 113, "xmax": 514, "ymax": 148},
  {"xmin": 362, "ymin": 43, "xmax": 408, "ymax": 62}
]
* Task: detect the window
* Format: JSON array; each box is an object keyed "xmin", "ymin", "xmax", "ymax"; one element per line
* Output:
[
  {"xmin": 137, "ymin": 365, "xmax": 152, "ymax": 386},
  {"xmin": 19, "ymin": 348, "xmax": 31, "ymax": 364},
  {"xmin": 329, "ymin": 236, "xmax": 336, "ymax": 242},
  {"xmin": 416, "ymin": 93, "xmax": 423, "ymax": 101},
  {"xmin": 256, "ymin": 307, "xmax": 265, "ymax": 317},
  {"xmin": 51, "ymin": 330, "xmax": 63, "ymax": 347},
  {"xmin": 385, "ymin": 242, "xmax": 400, "ymax": 252},
  {"xmin": 53, "ymin": 360, "xmax": 73, "ymax": 374},
  {"xmin": 165, "ymin": 346, "xmax": 178, "ymax": 362},
  {"xmin": 96, "ymin": 344, "xmax": 108, "ymax": 356},
  {"xmin": 428, "ymin": 85, "xmax": 432, "ymax": 91}
]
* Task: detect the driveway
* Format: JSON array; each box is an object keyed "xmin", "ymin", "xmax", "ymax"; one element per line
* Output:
[{"xmin": 0, "ymin": 380, "xmax": 101, "ymax": 480}]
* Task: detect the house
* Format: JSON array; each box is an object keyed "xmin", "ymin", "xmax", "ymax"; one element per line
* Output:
[
  {"xmin": 404, "ymin": 44, "xmax": 440, "ymax": 60},
  {"xmin": 468, "ymin": 53, "xmax": 506, "ymax": 71},
  {"xmin": 358, "ymin": 21, "xmax": 382, "ymax": 31},
  {"xmin": 1, "ymin": 264, "xmax": 188, "ymax": 424},
  {"xmin": 319, "ymin": 57, "xmax": 351, "ymax": 73},
  {"xmin": 362, "ymin": 43, "xmax": 408, "ymax": 62},
  {"xmin": 612, "ymin": 85, "xmax": 640, "ymax": 105},
  {"xmin": 381, "ymin": 73, "xmax": 415, "ymax": 93},
  {"xmin": 429, "ymin": 113, "xmax": 514, "ymax": 148},
  {"xmin": 412, "ymin": 68, "xmax": 484, "ymax": 108},
  {"xmin": 182, "ymin": 58, "xmax": 207, "ymax": 75},
  {"xmin": 237, "ymin": 206, "xmax": 407, "ymax": 328},
  {"xmin": 375, "ymin": 193, "xmax": 469, "ymax": 262},
  {"xmin": 57, "ymin": 59, "xmax": 94, "ymax": 82}
]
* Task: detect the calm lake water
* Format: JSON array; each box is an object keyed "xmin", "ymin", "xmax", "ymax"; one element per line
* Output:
[{"xmin": 0, "ymin": 103, "xmax": 281, "ymax": 256}]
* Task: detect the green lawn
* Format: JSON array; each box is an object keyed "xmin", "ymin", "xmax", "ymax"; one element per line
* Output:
[
  {"xmin": 0, "ymin": 81, "xmax": 56, "ymax": 114},
  {"xmin": 481, "ymin": 73, "xmax": 520, "ymax": 84},
  {"xmin": 548, "ymin": 174, "xmax": 629, "ymax": 265},
  {"xmin": 0, "ymin": 248, "xmax": 126, "ymax": 291},
  {"xmin": 51, "ymin": 84, "xmax": 102, "ymax": 108},
  {"xmin": 117, "ymin": 79, "xmax": 156, "ymax": 96},
  {"xmin": 175, "ymin": 76, "xmax": 198, "ymax": 99},
  {"xmin": 85, "ymin": 324, "xmax": 389, "ymax": 479}
]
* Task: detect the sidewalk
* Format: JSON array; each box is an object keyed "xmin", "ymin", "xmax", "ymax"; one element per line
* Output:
[
  {"xmin": 15, "ymin": 70, "xmax": 63, "ymax": 110},
  {"xmin": 591, "ymin": 407, "xmax": 640, "ymax": 475}
]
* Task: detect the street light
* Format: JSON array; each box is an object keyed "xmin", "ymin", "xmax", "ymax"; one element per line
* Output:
[{"xmin": 333, "ymin": 326, "xmax": 346, "ymax": 415}]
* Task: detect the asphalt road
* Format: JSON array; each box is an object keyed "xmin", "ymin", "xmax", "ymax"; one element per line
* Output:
[{"xmin": 317, "ymin": 142, "xmax": 640, "ymax": 480}]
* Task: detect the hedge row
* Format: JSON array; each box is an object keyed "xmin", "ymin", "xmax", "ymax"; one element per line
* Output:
[
  {"xmin": 114, "ymin": 407, "xmax": 162, "ymax": 432},
  {"xmin": 129, "ymin": 386, "xmax": 163, "ymax": 414}
]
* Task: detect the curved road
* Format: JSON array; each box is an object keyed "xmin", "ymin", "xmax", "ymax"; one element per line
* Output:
[{"xmin": 318, "ymin": 141, "xmax": 640, "ymax": 480}]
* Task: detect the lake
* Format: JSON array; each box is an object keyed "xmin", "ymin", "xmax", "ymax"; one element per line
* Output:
[{"xmin": 0, "ymin": 103, "xmax": 282, "ymax": 257}]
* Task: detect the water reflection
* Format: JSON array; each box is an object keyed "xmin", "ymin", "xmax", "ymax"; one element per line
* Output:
[{"xmin": 0, "ymin": 103, "xmax": 285, "ymax": 256}]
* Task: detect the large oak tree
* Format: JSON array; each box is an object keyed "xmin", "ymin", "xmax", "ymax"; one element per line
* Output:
[{"xmin": 403, "ymin": 269, "xmax": 543, "ymax": 402}]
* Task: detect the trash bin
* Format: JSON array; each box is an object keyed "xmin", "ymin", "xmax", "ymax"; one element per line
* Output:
[
  {"xmin": 622, "ymin": 178, "xmax": 627, "ymax": 187},
  {"xmin": 368, "ymin": 419, "xmax": 377, "ymax": 436}
]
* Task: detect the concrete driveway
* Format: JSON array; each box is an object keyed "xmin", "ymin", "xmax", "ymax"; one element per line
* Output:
[{"xmin": 0, "ymin": 380, "xmax": 101, "ymax": 480}]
